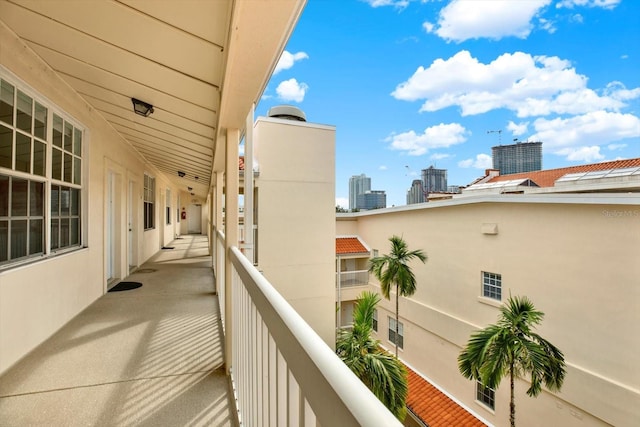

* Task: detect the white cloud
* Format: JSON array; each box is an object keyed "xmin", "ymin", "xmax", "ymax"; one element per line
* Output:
[
  {"xmin": 557, "ymin": 0, "xmax": 620, "ymax": 9},
  {"xmin": 458, "ymin": 154, "xmax": 493, "ymax": 169},
  {"xmin": 508, "ymin": 121, "xmax": 529, "ymax": 136},
  {"xmin": 605, "ymin": 81, "xmax": 640, "ymax": 101},
  {"xmin": 392, "ymin": 50, "xmax": 639, "ymax": 117},
  {"xmin": 276, "ymin": 79, "xmax": 309, "ymax": 102},
  {"xmin": 529, "ymin": 111, "xmax": 640, "ymax": 149},
  {"xmin": 430, "ymin": 0, "xmax": 551, "ymax": 42},
  {"xmin": 363, "ymin": 0, "xmax": 409, "ymax": 9},
  {"xmin": 555, "ymin": 146, "xmax": 604, "ymax": 162},
  {"xmin": 621, "ymin": 54, "xmax": 629, "ymax": 60},
  {"xmin": 538, "ymin": 18, "xmax": 556, "ymax": 34},
  {"xmin": 274, "ymin": 51, "xmax": 309, "ymax": 74},
  {"xmin": 387, "ymin": 123, "xmax": 469, "ymax": 156},
  {"xmin": 379, "ymin": 165, "xmax": 388, "ymax": 170},
  {"xmin": 423, "ymin": 22, "xmax": 435, "ymax": 33},
  {"xmin": 570, "ymin": 13, "xmax": 584, "ymax": 23},
  {"xmin": 607, "ymin": 143, "xmax": 627, "ymax": 150},
  {"xmin": 430, "ymin": 153, "xmax": 452, "ymax": 160},
  {"xmin": 336, "ymin": 197, "xmax": 349, "ymax": 209}
]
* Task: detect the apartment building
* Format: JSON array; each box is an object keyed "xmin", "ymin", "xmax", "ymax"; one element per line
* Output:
[
  {"xmin": 492, "ymin": 141, "xmax": 543, "ymax": 175},
  {"xmin": 422, "ymin": 165, "xmax": 448, "ymax": 194},
  {"xmin": 349, "ymin": 173, "xmax": 371, "ymax": 211},
  {"xmin": 336, "ymin": 184, "xmax": 639, "ymax": 426}
]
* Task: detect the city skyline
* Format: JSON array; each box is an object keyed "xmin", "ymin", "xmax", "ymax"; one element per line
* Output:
[{"xmin": 255, "ymin": 0, "xmax": 640, "ymax": 207}]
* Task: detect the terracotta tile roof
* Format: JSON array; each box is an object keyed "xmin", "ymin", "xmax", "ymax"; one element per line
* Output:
[
  {"xmin": 336, "ymin": 237, "xmax": 369, "ymax": 255},
  {"xmin": 406, "ymin": 365, "xmax": 487, "ymax": 427},
  {"xmin": 488, "ymin": 158, "xmax": 640, "ymax": 187}
]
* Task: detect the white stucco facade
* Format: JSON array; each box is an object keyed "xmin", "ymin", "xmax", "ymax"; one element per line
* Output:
[{"xmin": 337, "ymin": 194, "xmax": 640, "ymax": 427}]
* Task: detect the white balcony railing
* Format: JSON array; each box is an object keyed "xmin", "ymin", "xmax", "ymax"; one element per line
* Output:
[
  {"xmin": 216, "ymin": 230, "xmax": 226, "ymax": 328},
  {"xmin": 223, "ymin": 242, "xmax": 401, "ymax": 426},
  {"xmin": 336, "ymin": 269, "xmax": 369, "ymax": 288}
]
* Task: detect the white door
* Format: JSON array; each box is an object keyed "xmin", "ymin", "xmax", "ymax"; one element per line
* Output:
[
  {"xmin": 106, "ymin": 172, "xmax": 116, "ymax": 283},
  {"xmin": 128, "ymin": 180, "xmax": 136, "ymax": 272},
  {"xmin": 188, "ymin": 204, "xmax": 202, "ymax": 234}
]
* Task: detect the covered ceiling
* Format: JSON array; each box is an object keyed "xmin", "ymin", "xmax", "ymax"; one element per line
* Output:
[{"xmin": 0, "ymin": 0, "xmax": 304, "ymax": 198}]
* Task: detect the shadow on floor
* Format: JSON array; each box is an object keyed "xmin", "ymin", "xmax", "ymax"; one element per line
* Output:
[{"xmin": 0, "ymin": 235, "xmax": 237, "ymax": 427}]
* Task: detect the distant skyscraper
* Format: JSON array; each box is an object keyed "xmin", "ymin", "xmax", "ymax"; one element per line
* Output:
[
  {"xmin": 421, "ymin": 166, "xmax": 448, "ymax": 194},
  {"xmin": 349, "ymin": 174, "xmax": 371, "ymax": 211},
  {"xmin": 492, "ymin": 141, "xmax": 542, "ymax": 175},
  {"xmin": 407, "ymin": 180, "xmax": 425, "ymax": 205},
  {"xmin": 357, "ymin": 190, "xmax": 386, "ymax": 210}
]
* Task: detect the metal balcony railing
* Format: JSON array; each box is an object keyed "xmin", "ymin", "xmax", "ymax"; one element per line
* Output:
[
  {"xmin": 336, "ymin": 269, "xmax": 369, "ymax": 288},
  {"xmin": 216, "ymin": 233, "xmax": 401, "ymax": 426}
]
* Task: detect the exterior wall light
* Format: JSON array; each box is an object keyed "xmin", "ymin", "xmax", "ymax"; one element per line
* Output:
[
  {"xmin": 131, "ymin": 98, "xmax": 154, "ymax": 117},
  {"xmin": 177, "ymin": 171, "xmax": 186, "ymax": 177}
]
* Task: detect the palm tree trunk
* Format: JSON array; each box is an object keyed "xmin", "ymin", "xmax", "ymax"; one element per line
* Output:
[
  {"xmin": 510, "ymin": 362, "xmax": 515, "ymax": 427},
  {"xmin": 395, "ymin": 284, "xmax": 399, "ymax": 357}
]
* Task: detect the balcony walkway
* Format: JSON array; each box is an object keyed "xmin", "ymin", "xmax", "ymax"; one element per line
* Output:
[{"xmin": 0, "ymin": 235, "xmax": 236, "ymax": 426}]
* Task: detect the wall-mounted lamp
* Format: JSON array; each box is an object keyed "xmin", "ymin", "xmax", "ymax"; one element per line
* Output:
[
  {"xmin": 131, "ymin": 98, "xmax": 154, "ymax": 117},
  {"xmin": 177, "ymin": 171, "xmax": 185, "ymax": 178}
]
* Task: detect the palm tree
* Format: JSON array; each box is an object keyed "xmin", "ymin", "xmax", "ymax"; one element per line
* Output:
[
  {"xmin": 336, "ymin": 291, "xmax": 408, "ymax": 421},
  {"xmin": 369, "ymin": 235, "xmax": 427, "ymax": 357},
  {"xmin": 458, "ymin": 295, "xmax": 566, "ymax": 427}
]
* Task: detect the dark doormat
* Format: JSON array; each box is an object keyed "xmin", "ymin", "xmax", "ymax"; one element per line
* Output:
[{"xmin": 109, "ymin": 281, "xmax": 143, "ymax": 292}]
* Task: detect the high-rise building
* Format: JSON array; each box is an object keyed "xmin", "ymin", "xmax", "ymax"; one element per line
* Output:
[
  {"xmin": 492, "ymin": 141, "xmax": 542, "ymax": 175},
  {"xmin": 421, "ymin": 166, "xmax": 448, "ymax": 194},
  {"xmin": 356, "ymin": 190, "xmax": 386, "ymax": 210},
  {"xmin": 348, "ymin": 174, "xmax": 371, "ymax": 211},
  {"xmin": 406, "ymin": 180, "xmax": 425, "ymax": 205}
]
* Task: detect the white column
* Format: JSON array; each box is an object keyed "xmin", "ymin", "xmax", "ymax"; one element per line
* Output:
[
  {"xmin": 224, "ymin": 128, "xmax": 240, "ymax": 374},
  {"xmin": 244, "ymin": 105, "xmax": 255, "ymax": 264}
]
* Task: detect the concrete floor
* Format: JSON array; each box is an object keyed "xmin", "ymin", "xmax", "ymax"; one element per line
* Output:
[{"xmin": 0, "ymin": 235, "xmax": 237, "ymax": 427}]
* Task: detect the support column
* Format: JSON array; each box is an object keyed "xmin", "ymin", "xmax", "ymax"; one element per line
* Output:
[
  {"xmin": 224, "ymin": 128, "xmax": 240, "ymax": 374},
  {"xmin": 244, "ymin": 105, "xmax": 255, "ymax": 264},
  {"xmin": 209, "ymin": 188, "xmax": 214, "ymax": 264},
  {"xmin": 216, "ymin": 172, "xmax": 224, "ymax": 235}
]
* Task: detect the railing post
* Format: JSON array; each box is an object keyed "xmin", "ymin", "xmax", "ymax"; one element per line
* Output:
[{"xmin": 225, "ymin": 128, "xmax": 240, "ymax": 374}]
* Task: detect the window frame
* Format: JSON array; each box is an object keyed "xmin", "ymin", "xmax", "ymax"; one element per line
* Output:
[
  {"xmin": 1, "ymin": 69, "xmax": 85, "ymax": 269},
  {"xmin": 143, "ymin": 173, "xmax": 155, "ymax": 231},
  {"xmin": 388, "ymin": 316, "xmax": 404, "ymax": 349},
  {"xmin": 166, "ymin": 188, "xmax": 171, "ymax": 225},
  {"xmin": 482, "ymin": 271, "xmax": 502, "ymax": 301},
  {"xmin": 372, "ymin": 309, "xmax": 378, "ymax": 332},
  {"xmin": 476, "ymin": 381, "xmax": 496, "ymax": 411}
]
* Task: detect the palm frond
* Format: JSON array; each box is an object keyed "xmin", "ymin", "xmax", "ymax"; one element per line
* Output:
[
  {"xmin": 458, "ymin": 295, "xmax": 566, "ymax": 425},
  {"xmin": 335, "ymin": 291, "xmax": 409, "ymax": 421}
]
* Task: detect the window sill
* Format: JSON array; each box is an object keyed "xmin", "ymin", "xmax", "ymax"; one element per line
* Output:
[
  {"xmin": 477, "ymin": 296, "xmax": 502, "ymax": 308},
  {"xmin": 0, "ymin": 245, "xmax": 87, "ymax": 274},
  {"xmin": 475, "ymin": 400, "xmax": 496, "ymax": 415}
]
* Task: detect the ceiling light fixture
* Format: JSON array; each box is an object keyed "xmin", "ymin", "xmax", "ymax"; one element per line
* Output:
[{"xmin": 131, "ymin": 98, "xmax": 154, "ymax": 117}]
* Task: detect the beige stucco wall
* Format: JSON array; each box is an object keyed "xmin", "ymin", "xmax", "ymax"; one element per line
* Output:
[
  {"xmin": 338, "ymin": 195, "xmax": 640, "ymax": 427},
  {"xmin": 0, "ymin": 21, "xmax": 183, "ymax": 374},
  {"xmin": 254, "ymin": 116, "xmax": 336, "ymax": 347}
]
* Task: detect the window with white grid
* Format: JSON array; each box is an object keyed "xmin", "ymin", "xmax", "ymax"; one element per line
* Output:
[
  {"xmin": 1, "ymin": 73, "xmax": 84, "ymax": 267},
  {"xmin": 482, "ymin": 271, "xmax": 502, "ymax": 301}
]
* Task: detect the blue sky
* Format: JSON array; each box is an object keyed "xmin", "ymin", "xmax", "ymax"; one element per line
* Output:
[{"xmin": 255, "ymin": 0, "xmax": 640, "ymax": 208}]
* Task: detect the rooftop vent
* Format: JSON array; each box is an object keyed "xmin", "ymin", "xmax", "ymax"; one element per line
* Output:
[{"xmin": 267, "ymin": 105, "xmax": 306, "ymax": 122}]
